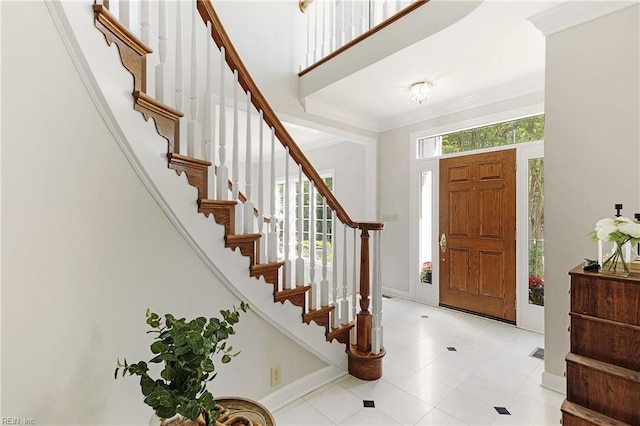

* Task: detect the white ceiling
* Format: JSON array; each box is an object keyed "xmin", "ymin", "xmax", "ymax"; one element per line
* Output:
[{"xmin": 300, "ymin": 0, "xmax": 559, "ymax": 133}]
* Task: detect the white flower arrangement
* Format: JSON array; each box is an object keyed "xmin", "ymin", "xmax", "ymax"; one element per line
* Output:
[{"xmin": 590, "ymin": 217, "xmax": 640, "ymax": 274}]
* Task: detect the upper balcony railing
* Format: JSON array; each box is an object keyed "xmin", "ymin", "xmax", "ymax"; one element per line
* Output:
[{"xmin": 299, "ymin": 0, "xmax": 426, "ymax": 73}]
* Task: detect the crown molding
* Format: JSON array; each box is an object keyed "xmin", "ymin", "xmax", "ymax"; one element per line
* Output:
[{"xmin": 529, "ymin": 0, "xmax": 638, "ymax": 36}]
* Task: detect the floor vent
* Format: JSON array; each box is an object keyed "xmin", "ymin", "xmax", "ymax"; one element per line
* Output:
[{"xmin": 530, "ymin": 347, "xmax": 544, "ymax": 360}]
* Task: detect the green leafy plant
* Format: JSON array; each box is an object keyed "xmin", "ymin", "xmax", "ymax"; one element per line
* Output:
[{"xmin": 115, "ymin": 303, "xmax": 249, "ymax": 424}]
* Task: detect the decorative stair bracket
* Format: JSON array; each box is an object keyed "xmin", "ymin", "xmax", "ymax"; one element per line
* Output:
[
  {"xmin": 133, "ymin": 91, "xmax": 182, "ymax": 154},
  {"xmin": 198, "ymin": 199, "xmax": 237, "ymax": 236},
  {"xmin": 168, "ymin": 153, "xmax": 211, "ymax": 201},
  {"xmin": 93, "ymin": 4, "xmax": 151, "ymax": 93}
]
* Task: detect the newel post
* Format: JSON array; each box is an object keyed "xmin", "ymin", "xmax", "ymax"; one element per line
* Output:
[{"xmin": 348, "ymin": 221, "xmax": 385, "ymax": 381}]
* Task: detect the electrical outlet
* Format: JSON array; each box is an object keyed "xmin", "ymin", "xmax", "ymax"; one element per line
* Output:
[{"xmin": 270, "ymin": 364, "xmax": 281, "ymax": 387}]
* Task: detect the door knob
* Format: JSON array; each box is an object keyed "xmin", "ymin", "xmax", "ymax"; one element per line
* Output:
[{"xmin": 439, "ymin": 233, "xmax": 447, "ymax": 253}]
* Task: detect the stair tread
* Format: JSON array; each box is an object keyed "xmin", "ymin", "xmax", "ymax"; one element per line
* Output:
[
  {"xmin": 169, "ymin": 152, "xmax": 211, "ymax": 167},
  {"xmin": 93, "ymin": 5, "xmax": 152, "ymax": 55},
  {"xmin": 199, "ymin": 199, "xmax": 238, "ymax": 207},
  {"xmin": 561, "ymin": 400, "xmax": 630, "ymax": 426},
  {"xmin": 134, "ymin": 91, "xmax": 183, "ymax": 118},
  {"xmin": 250, "ymin": 263, "xmax": 284, "ymax": 276},
  {"xmin": 226, "ymin": 234, "xmax": 261, "ymax": 243},
  {"xmin": 276, "ymin": 285, "xmax": 311, "ymax": 297},
  {"xmin": 304, "ymin": 305, "xmax": 335, "ymax": 321},
  {"xmin": 328, "ymin": 322, "xmax": 355, "ymax": 334},
  {"xmin": 566, "ymin": 353, "xmax": 640, "ymax": 382}
]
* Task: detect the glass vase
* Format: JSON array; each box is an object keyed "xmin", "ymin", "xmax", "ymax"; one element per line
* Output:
[{"xmin": 601, "ymin": 241, "xmax": 631, "ymax": 276}]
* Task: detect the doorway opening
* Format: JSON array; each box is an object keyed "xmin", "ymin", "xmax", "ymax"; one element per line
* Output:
[{"xmin": 410, "ymin": 115, "xmax": 544, "ymax": 332}]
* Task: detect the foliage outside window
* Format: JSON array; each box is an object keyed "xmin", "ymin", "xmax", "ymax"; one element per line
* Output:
[
  {"xmin": 420, "ymin": 261, "xmax": 432, "ymax": 283},
  {"xmin": 528, "ymin": 158, "xmax": 544, "ymax": 306},
  {"xmin": 417, "ymin": 114, "xmax": 545, "ymax": 158},
  {"xmin": 277, "ymin": 176, "xmax": 333, "ymax": 263}
]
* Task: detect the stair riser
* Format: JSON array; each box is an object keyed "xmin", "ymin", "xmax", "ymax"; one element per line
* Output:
[
  {"xmin": 571, "ymin": 314, "xmax": 640, "ymax": 371},
  {"xmin": 566, "ymin": 361, "xmax": 640, "ymax": 424}
]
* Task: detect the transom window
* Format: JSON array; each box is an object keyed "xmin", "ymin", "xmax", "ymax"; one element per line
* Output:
[{"xmin": 417, "ymin": 114, "xmax": 545, "ymax": 159}]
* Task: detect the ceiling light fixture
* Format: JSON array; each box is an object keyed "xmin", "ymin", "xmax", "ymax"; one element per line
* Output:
[{"xmin": 409, "ymin": 81, "xmax": 432, "ymax": 104}]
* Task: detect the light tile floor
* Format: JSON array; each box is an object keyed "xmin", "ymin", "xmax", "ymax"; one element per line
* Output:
[{"xmin": 273, "ymin": 297, "xmax": 565, "ymax": 425}]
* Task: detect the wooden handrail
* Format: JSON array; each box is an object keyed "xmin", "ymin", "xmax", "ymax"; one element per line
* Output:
[{"xmin": 196, "ymin": 0, "xmax": 359, "ymax": 229}]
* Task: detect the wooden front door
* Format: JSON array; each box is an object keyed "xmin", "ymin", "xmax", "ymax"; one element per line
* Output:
[{"xmin": 439, "ymin": 149, "xmax": 516, "ymax": 323}]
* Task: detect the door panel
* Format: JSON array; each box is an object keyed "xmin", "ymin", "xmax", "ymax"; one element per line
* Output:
[
  {"xmin": 439, "ymin": 149, "xmax": 516, "ymax": 323},
  {"xmin": 450, "ymin": 190, "xmax": 472, "ymax": 237}
]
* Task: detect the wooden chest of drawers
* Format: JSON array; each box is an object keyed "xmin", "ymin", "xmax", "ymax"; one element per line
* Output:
[{"xmin": 562, "ymin": 266, "xmax": 640, "ymax": 425}]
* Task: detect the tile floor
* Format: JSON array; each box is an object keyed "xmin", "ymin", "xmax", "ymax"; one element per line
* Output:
[{"xmin": 273, "ymin": 297, "xmax": 565, "ymax": 425}]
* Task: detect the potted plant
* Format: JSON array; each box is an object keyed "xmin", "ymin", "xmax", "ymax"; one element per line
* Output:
[{"xmin": 115, "ymin": 303, "xmax": 250, "ymax": 425}]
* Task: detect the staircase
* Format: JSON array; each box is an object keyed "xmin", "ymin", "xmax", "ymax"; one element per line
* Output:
[{"xmin": 91, "ymin": 0, "xmax": 384, "ymax": 380}]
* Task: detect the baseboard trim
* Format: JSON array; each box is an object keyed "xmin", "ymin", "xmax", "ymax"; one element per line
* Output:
[
  {"xmin": 541, "ymin": 370, "xmax": 566, "ymax": 395},
  {"xmin": 259, "ymin": 366, "xmax": 346, "ymax": 413}
]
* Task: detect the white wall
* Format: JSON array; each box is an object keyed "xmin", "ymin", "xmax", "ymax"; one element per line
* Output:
[
  {"xmin": 543, "ymin": 4, "xmax": 639, "ymax": 387},
  {"xmin": 1, "ymin": 1, "xmax": 327, "ymax": 423}
]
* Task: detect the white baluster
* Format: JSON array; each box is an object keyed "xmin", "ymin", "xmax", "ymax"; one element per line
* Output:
[
  {"xmin": 283, "ymin": 150, "xmax": 292, "ymax": 290},
  {"xmin": 187, "ymin": 4, "xmax": 198, "ymax": 158},
  {"xmin": 350, "ymin": 0, "xmax": 356, "ymax": 42},
  {"xmin": 204, "ymin": 21, "xmax": 216, "ymax": 198},
  {"xmin": 119, "ymin": 0, "xmax": 130, "ymax": 30},
  {"xmin": 383, "ymin": 0, "xmax": 395, "ymax": 20},
  {"xmin": 331, "ymin": 210, "xmax": 338, "ymax": 328},
  {"xmin": 257, "ymin": 112, "xmax": 266, "ymax": 263},
  {"xmin": 351, "ymin": 227, "xmax": 357, "ymax": 342},
  {"xmin": 305, "ymin": 3, "xmax": 311, "ymax": 68},
  {"xmin": 155, "ymin": 0, "xmax": 167, "ymax": 102},
  {"xmin": 140, "ymin": 0, "xmax": 150, "ymax": 46},
  {"xmin": 268, "ymin": 128, "xmax": 278, "ymax": 263},
  {"xmin": 309, "ymin": 182, "xmax": 317, "ymax": 310},
  {"xmin": 361, "ymin": 0, "xmax": 368, "ymax": 34},
  {"xmin": 320, "ymin": 199, "xmax": 329, "ymax": 307},
  {"xmin": 217, "ymin": 47, "xmax": 228, "ymax": 200},
  {"xmin": 312, "ymin": 1, "xmax": 318, "ymax": 63},
  {"xmin": 296, "ymin": 166, "xmax": 305, "ymax": 287},
  {"xmin": 174, "ymin": 1, "xmax": 183, "ymax": 113},
  {"xmin": 244, "ymin": 92, "xmax": 254, "ymax": 234},
  {"xmin": 341, "ymin": 223, "xmax": 349, "ymax": 324},
  {"xmin": 319, "ymin": 0, "xmax": 326, "ymax": 58},
  {"xmin": 232, "ymin": 70, "xmax": 242, "ymax": 228},
  {"xmin": 371, "ymin": 230, "xmax": 383, "ymax": 354},
  {"xmin": 338, "ymin": 0, "xmax": 345, "ymax": 48},
  {"xmin": 328, "ymin": 0, "xmax": 335, "ymax": 53}
]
